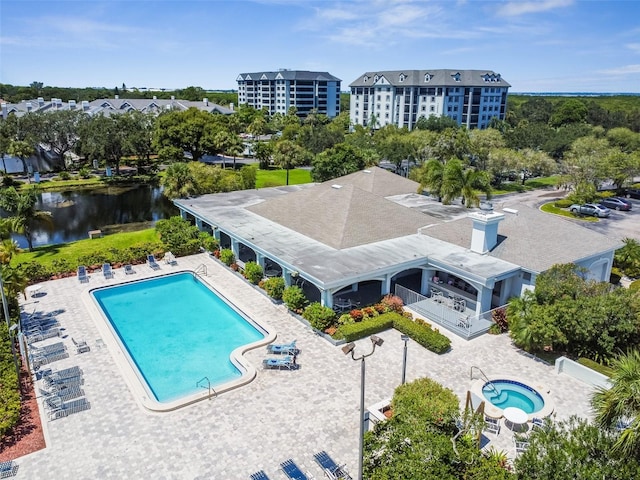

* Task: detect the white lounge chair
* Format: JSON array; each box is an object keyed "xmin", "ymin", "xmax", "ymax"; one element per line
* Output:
[
  {"xmin": 72, "ymin": 337, "xmax": 91, "ymax": 354},
  {"xmin": 46, "ymin": 396, "xmax": 91, "ymax": 421},
  {"xmin": 164, "ymin": 251, "xmax": 177, "ymax": 265},
  {"xmin": 484, "ymin": 415, "xmax": 501, "ymax": 435}
]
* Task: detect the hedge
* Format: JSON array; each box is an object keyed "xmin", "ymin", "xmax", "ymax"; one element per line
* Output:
[
  {"xmin": 337, "ymin": 312, "xmax": 451, "ymax": 354},
  {"xmin": 0, "ymin": 327, "xmax": 20, "ymax": 437},
  {"xmin": 337, "ymin": 313, "xmax": 396, "ymax": 342},
  {"xmin": 577, "ymin": 357, "xmax": 614, "ymax": 377},
  {"xmin": 393, "ymin": 315, "xmax": 451, "ymax": 354}
]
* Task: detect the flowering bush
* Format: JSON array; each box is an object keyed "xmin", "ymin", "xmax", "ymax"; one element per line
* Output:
[
  {"xmin": 381, "ymin": 294, "xmax": 404, "ymax": 313},
  {"xmin": 349, "ymin": 309, "xmax": 364, "ymax": 322}
]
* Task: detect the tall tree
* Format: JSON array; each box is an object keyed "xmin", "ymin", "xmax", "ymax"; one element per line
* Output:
[
  {"xmin": 161, "ymin": 162, "xmax": 198, "ymax": 199},
  {"xmin": 153, "ymin": 108, "xmax": 221, "ymax": 162},
  {"xmin": 272, "ymin": 140, "xmax": 308, "ymax": 185},
  {"xmin": 33, "ymin": 110, "xmax": 83, "ymax": 170},
  {"xmin": 8, "ymin": 140, "xmax": 34, "ymax": 181}
]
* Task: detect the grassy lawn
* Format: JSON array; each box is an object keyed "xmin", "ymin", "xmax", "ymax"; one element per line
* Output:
[
  {"xmin": 256, "ymin": 169, "xmax": 312, "ymax": 188},
  {"xmin": 540, "ymin": 202, "xmax": 599, "ymax": 222},
  {"xmin": 12, "ymin": 229, "xmax": 160, "ymax": 269},
  {"xmin": 525, "ymin": 175, "xmax": 560, "ymax": 188},
  {"xmin": 18, "ymin": 177, "xmax": 104, "ymax": 191},
  {"xmin": 491, "ymin": 176, "xmax": 560, "ymax": 195}
]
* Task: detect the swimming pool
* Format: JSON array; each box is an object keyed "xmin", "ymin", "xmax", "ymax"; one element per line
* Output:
[
  {"xmin": 90, "ymin": 271, "xmax": 270, "ymax": 411},
  {"xmin": 471, "ymin": 376, "xmax": 555, "ymax": 419},
  {"xmin": 482, "ymin": 380, "xmax": 544, "ymax": 414}
]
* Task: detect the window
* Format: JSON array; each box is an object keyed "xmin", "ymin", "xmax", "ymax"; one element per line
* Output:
[
  {"xmin": 399, "ymin": 73, "xmax": 405, "ymax": 82},
  {"xmin": 421, "ymin": 105, "xmax": 426, "ymax": 111},
  {"xmin": 431, "ymin": 96, "xmax": 435, "ymax": 102},
  {"xmin": 424, "ymin": 73, "xmax": 432, "ymax": 82},
  {"xmin": 355, "ymin": 102, "xmax": 359, "ymax": 108},
  {"xmin": 385, "ymin": 113, "xmax": 389, "ymax": 118},
  {"xmin": 386, "ymin": 95, "xmax": 390, "ymax": 101},
  {"xmin": 377, "ymin": 95, "xmax": 381, "ymax": 101},
  {"xmin": 430, "ymin": 105, "xmax": 435, "ymax": 112},
  {"xmin": 374, "ymin": 75, "xmax": 379, "ymax": 82}
]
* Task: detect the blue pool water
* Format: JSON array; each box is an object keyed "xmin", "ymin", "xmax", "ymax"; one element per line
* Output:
[
  {"xmin": 92, "ymin": 272, "xmax": 265, "ymax": 403},
  {"xmin": 482, "ymin": 380, "xmax": 545, "ymax": 414}
]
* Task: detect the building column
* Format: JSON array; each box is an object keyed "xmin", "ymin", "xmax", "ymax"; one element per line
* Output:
[
  {"xmin": 499, "ymin": 277, "xmax": 514, "ymax": 305},
  {"xmin": 195, "ymin": 218, "xmax": 203, "ymax": 229},
  {"xmin": 179, "ymin": 209, "xmax": 187, "ymax": 220},
  {"xmin": 230, "ymin": 238, "xmax": 239, "ymax": 260},
  {"xmin": 421, "ymin": 268, "xmax": 435, "ymax": 295},
  {"xmin": 256, "ymin": 253, "xmax": 265, "ymax": 269},
  {"xmin": 476, "ymin": 286, "xmax": 493, "ymax": 315},
  {"xmin": 321, "ymin": 290, "xmax": 332, "ymax": 309},
  {"xmin": 382, "ymin": 275, "xmax": 392, "ymax": 296}
]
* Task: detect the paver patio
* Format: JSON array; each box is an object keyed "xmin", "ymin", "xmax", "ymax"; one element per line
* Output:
[{"xmin": 15, "ymin": 253, "xmax": 596, "ymax": 479}]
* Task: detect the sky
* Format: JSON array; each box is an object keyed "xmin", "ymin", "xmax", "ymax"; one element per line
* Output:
[{"xmin": 1, "ymin": 0, "xmax": 640, "ymax": 93}]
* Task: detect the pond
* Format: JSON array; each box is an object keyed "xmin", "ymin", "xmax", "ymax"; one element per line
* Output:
[{"xmin": 9, "ymin": 184, "xmax": 178, "ymax": 248}]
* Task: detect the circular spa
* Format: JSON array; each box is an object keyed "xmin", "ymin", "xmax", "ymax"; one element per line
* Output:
[{"xmin": 471, "ymin": 377, "xmax": 555, "ymax": 420}]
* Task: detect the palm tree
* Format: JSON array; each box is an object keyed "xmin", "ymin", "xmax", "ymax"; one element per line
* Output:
[
  {"xmin": 0, "ymin": 187, "xmax": 52, "ymax": 251},
  {"xmin": 160, "ymin": 162, "xmax": 198, "ymax": 199},
  {"xmin": 417, "ymin": 159, "xmax": 445, "ymax": 200},
  {"xmin": 592, "ymin": 350, "xmax": 640, "ymax": 456},
  {"xmin": 421, "ymin": 159, "xmax": 492, "ymax": 207},
  {"xmin": 272, "ymin": 140, "xmax": 308, "ymax": 185}
]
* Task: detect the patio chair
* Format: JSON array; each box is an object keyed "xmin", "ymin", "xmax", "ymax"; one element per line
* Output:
[
  {"xmin": 266, "ymin": 340, "xmax": 299, "ymax": 355},
  {"xmin": 40, "ymin": 365, "xmax": 83, "ymax": 380},
  {"xmin": 263, "ymin": 355, "xmax": 298, "ymax": 370},
  {"xmin": 313, "ymin": 451, "xmax": 352, "ymax": 480},
  {"xmin": 42, "ymin": 374, "xmax": 85, "ymax": 390},
  {"xmin": 72, "ymin": 337, "xmax": 91, "ymax": 354},
  {"xmin": 484, "ymin": 415, "xmax": 501, "ymax": 435},
  {"xmin": 249, "ymin": 471, "xmax": 271, "ymax": 480},
  {"xmin": 147, "ymin": 254, "xmax": 160, "ymax": 270},
  {"xmin": 280, "ymin": 459, "xmax": 311, "ymax": 480},
  {"xmin": 102, "ymin": 263, "xmax": 114, "ymax": 279},
  {"xmin": 514, "ymin": 436, "xmax": 529, "ymax": 455},
  {"xmin": 0, "ymin": 460, "xmax": 18, "ymax": 478},
  {"xmin": 40, "ymin": 386, "xmax": 85, "ymax": 403},
  {"xmin": 164, "ymin": 251, "xmax": 177, "ymax": 265},
  {"xmin": 77, "ymin": 265, "xmax": 88, "ymax": 283},
  {"xmin": 46, "ymin": 396, "xmax": 91, "ymax": 421},
  {"xmin": 124, "ymin": 264, "xmax": 135, "ymax": 275},
  {"xmin": 532, "ymin": 417, "xmax": 545, "ymax": 430}
]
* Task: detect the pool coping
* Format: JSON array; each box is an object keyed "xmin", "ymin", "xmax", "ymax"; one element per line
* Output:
[
  {"xmin": 470, "ymin": 376, "xmax": 555, "ymax": 420},
  {"xmin": 82, "ymin": 269, "xmax": 276, "ymax": 412}
]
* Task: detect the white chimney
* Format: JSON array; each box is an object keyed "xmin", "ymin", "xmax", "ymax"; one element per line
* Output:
[
  {"xmin": 203, "ymin": 98, "xmax": 209, "ymax": 106},
  {"xmin": 229, "ymin": 103, "xmax": 234, "ymax": 111},
  {"xmin": 115, "ymin": 94, "xmax": 119, "ymax": 100},
  {"xmin": 1, "ymin": 103, "xmax": 7, "ymax": 119},
  {"xmin": 26, "ymin": 102, "xmax": 32, "ymax": 112},
  {"xmin": 69, "ymin": 100, "xmax": 76, "ymax": 109},
  {"xmin": 171, "ymin": 95, "xmax": 175, "ymax": 100},
  {"xmin": 469, "ymin": 208, "xmax": 505, "ymax": 254},
  {"xmin": 82, "ymin": 100, "xmax": 89, "ymax": 111},
  {"xmin": 37, "ymin": 97, "xmax": 44, "ymax": 107},
  {"xmin": 153, "ymin": 95, "xmax": 157, "ymax": 100}
]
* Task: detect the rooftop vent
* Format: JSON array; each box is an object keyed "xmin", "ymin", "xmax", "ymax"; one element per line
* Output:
[
  {"xmin": 331, "ymin": 184, "xmax": 343, "ymax": 189},
  {"xmin": 363, "ymin": 169, "xmax": 371, "ymax": 174},
  {"xmin": 503, "ymin": 208, "xmax": 518, "ymax": 215}
]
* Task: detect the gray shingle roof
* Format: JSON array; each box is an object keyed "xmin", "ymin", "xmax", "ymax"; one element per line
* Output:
[
  {"xmin": 349, "ymin": 69, "xmax": 510, "ymax": 88},
  {"xmin": 237, "ymin": 70, "xmax": 341, "ymax": 82},
  {"xmin": 423, "ymin": 202, "xmax": 622, "ymax": 273},
  {"xmin": 247, "ymin": 169, "xmax": 429, "ymax": 249}
]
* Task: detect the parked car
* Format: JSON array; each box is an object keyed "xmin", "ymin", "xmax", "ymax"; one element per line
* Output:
[
  {"xmin": 569, "ymin": 203, "xmax": 611, "ymax": 218},
  {"xmin": 599, "ymin": 197, "xmax": 632, "ymax": 211},
  {"xmin": 624, "ymin": 188, "xmax": 640, "ymax": 199}
]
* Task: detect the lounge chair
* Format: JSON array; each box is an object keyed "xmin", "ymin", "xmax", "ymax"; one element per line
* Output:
[
  {"xmin": 102, "ymin": 263, "xmax": 114, "ymax": 279},
  {"xmin": 40, "ymin": 386, "xmax": 85, "ymax": 403},
  {"xmin": 41, "ymin": 365, "xmax": 83, "ymax": 380},
  {"xmin": 46, "ymin": 396, "xmax": 91, "ymax": 421},
  {"xmin": 164, "ymin": 251, "xmax": 177, "ymax": 265},
  {"xmin": 77, "ymin": 265, "xmax": 88, "ymax": 283},
  {"xmin": 30, "ymin": 350, "xmax": 70, "ymax": 369},
  {"xmin": 31, "ymin": 341, "xmax": 66, "ymax": 355},
  {"xmin": 147, "ymin": 254, "xmax": 160, "ymax": 270},
  {"xmin": 514, "ymin": 436, "xmax": 529, "ymax": 455},
  {"xmin": 313, "ymin": 451, "xmax": 352, "ymax": 480},
  {"xmin": 263, "ymin": 355, "xmax": 298, "ymax": 370},
  {"xmin": 42, "ymin": 374, "xmax": 84, "ymax": 390},
  {"xmin": 72, "ymin": 337, "xmax": 91, "ymax": 354},
  {"xmin": 124, "ymin": 264, "xmax": 135, "ymax": 275},
  {"xmin": 249, "ymin": 471, "xmax": 271, "ymax": 480},
  {"xmin": 0, "ymin": 460, "xmax": 18, "ymax": 478},
  {"xmin": 25, "ymin": 326, "xmax": 61, "ymax": 344},
  {"xmin": 266, "ymin": 340, "xmax": 300, "ymax": 355},
  {"xmin": 280, "ymin": 459, "xmax": 311, "ymax": 480}
]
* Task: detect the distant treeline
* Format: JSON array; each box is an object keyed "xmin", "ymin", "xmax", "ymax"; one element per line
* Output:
[{"xmin": 0, "ymin": 83, "xmax": 237, "ymax": 107}]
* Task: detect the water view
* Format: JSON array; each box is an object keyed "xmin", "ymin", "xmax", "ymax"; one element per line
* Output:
[{"xmin": 8, "ymin": 184, "xmax": 178, "ymax": 248}]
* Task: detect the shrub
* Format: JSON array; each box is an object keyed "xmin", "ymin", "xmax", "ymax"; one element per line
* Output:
[
  {"xmin": 262, "ymin": 277, "xmax": 285, "ymax": 300},
  {"xmin": 338, "ymin": 313, "xmax": 354, "ymax": 325},
  {"xmin": 577, "ymin": 357, "xmax": 614, "ymax": 377},
  {"xmin": 0, "ymin": 326, "xmax": 20, "ymax": 437},
  {"xmin": 349, "ymin": 309, "xmax": 364, "ymax": 322},
  {"xmin": 243, "ymin": 261, "xmax": 263, "ymax": 284},
  {"xmin": 155, "ymin": 216, "xmax": 202, "ymax": 256},
  {"xmin": 392, "ymin": 377, "xmax": 460, "ymax": 428},
  {"xmin": 282, "ymin": 285, "xmax": 307, "ymax": 311},
  {"xmin": 199, "ymin": 232, "xmax": 219, "ymax": 252},
  {"xmin": 219, "ymin": 249, "xmax": 235, "ymax": 266},
  {"xmin": 303, "ymin": 302, "xmax": 336, "ymax": 331},
  {"xmin": 78, "ymin": 167, "xmax": 92, "ymax": 178},
  {"xmin": 59, "ymin": 171, "xmax": 71, "ymax": 180},
  {"xmin": 337, "ymin": 313, "xmax": 396, "ymax": 342},
  {"xmin": 394, "ymin": 315, "xmax": 451, "ymax": 354},
  {"xmin": 554, "ymin": 198, "xmax": 573, "ymax": 208},
  {"xmin": 610, "ymin": 267, "xmax": 622, "ymax": 285},
  {"xmin": 18, "ymin": 261, "xmax": 51, "ymax": 283},
  {"xmin": 629, "ymin": 280, "xmax": 640, "ymax": 292},
  {"xmin": 381, "ymin": 294, "xmax": 404, "ymax": 313}
]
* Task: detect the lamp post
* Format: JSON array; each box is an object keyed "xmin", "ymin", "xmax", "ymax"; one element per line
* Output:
[
  {"xmin": 342, "ymin": 335, "xmax": 384, "ymax": 480},
  {"xmin": 400, "ymin": 334, "xmax": 410, "ymax": 385}
]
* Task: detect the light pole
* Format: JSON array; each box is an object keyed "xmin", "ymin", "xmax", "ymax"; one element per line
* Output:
[
  {"xmin": 400, "ymin": 334, "xmax": 410, "ymax": 385},
  {"xmin": 342, "ymin": 335, "xmax": 384, "ymax": 480}
]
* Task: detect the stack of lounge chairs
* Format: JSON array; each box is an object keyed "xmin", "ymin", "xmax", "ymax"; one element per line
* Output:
[
  {"xmin": 263, "ymin": 340, "xmax": 300, "ymax": 370},
  {"xmin": 23, "ymin": 314, "xmax": 61, "ymax": 345},
  {"xmin": 0, "ymin": 460, "xmax": 18, "ymax": 478},
  {"xmin": 39, "ymin": 366, "xmax": 91, "ymax": 421}
]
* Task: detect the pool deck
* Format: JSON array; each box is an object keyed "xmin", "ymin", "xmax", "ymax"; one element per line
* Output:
[{"xmin": 16, "ymin": 253, "xmax": 596, "ymax": 478}]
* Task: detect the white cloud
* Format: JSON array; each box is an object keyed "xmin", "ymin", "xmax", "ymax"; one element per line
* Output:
[
  {"xmin": 626, "ymin": 43, "xmax": 640, "ymax": 54},
  {"xmin": 496, "ymin": 0, "xmax": 574, "ymax": 17},
  {"xmin": 598, "ymin": 64, "xmax": 640, "ymax": 75}
]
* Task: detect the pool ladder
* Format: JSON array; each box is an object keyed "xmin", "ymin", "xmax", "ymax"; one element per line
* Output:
[
  {"xmin": 197, "ymin": 376, "xmax": 217, "ymax": 400},
  {"xmin": 195, "ymin": 264, "xmax": 208, "ymax": 277},
  {"xmin": 470, "ymin": 366, "xmax": 501, "ymax": 397}
]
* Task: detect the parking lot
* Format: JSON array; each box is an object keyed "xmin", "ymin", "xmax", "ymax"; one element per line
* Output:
[{"xmin": 569, "ymin": 196, "xmax": 640, "ymax": 241}]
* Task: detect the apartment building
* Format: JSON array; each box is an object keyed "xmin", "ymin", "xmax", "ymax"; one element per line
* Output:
[
  {"xmin": 349, "ymin": 69, "xmax": 510, "ymax": 130},
  {"xmin": 236, "ymin": 70, "xmax": 341, "ymax": 118}
]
